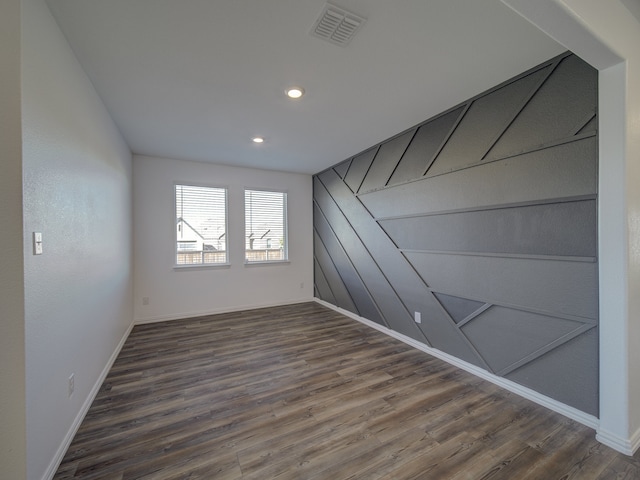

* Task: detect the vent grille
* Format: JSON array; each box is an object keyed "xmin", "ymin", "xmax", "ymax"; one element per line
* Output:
[{"xmin": 310, "ymin": 3, "xmax": 366, "ymax": 47}]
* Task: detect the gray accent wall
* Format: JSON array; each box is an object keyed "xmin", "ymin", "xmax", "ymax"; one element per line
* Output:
[{"xmin": 313, "ymin": 52, "xmax": 599, "ymax": 415}]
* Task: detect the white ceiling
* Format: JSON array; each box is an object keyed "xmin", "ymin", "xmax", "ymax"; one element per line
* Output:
[{"xmin": 45, "ymin": 0, "xmax": 565, "ymax": 174}]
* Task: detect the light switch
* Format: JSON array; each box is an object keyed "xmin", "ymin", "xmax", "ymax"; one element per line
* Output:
[{"xmin": 33, "ymin": 232, "xmax": 43, "ymax": 255}]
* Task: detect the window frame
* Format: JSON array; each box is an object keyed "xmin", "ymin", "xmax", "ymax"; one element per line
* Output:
[
  {"xmin": 174, "ymin": 182, "xmax": 229, "ymax": 269},
  {"xmin": 244, "ymin": 188, "xmax": 289, "ymax": 265}
]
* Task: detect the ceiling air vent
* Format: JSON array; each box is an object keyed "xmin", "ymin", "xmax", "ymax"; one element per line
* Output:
[{"xmin": 310, "ymin": 3, "xmax": 366, "ymax": 47}]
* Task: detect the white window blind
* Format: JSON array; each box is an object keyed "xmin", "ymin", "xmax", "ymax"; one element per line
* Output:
[
  {"xmin": 175, "ymin": 184, "xmax": 227, "ymax": 266},
  {"xmin": 245, "ymin": 189, "xmax": 288, "ymax": 263}
]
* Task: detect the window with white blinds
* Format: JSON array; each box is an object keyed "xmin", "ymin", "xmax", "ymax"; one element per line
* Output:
[
  {"xmin": 245, "ymin": 189, "xmax": 288, "ymax": 263},
  {"xmin": 175, "ymin": 184, "xmax": 227, "ymax": 266}
]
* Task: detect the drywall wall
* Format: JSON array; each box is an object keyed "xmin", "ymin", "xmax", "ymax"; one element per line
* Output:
[
  {"xmin": 133, "ymin": 155, "xmax": 313, "ymax": 322},
  {"xmin": 0, "ymin": 0, "xmax": 27, "ymax": 477},
  {"xmin": 21, "ymin": 0, "xmax": 133, "ymax": 478},
  {"xmin": 314, "ymin": 52, "xmax": 599, "ymax": 415}
]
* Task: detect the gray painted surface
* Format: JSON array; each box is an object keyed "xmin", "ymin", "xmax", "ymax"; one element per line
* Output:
[
  {"xmin": 313, "ymin": 230, "xmax": 358, "ymax": 315},
  {"xmin": 427, "ymin": 66, "xmax": 551, "ymax": 177},
  {"xmin": 314, "ymin": 207, "xmax": 385, "ymax": 325},
  {"xmin": 406, "ymin": 252, "xmax": 598, "ymax": 321},
  {"xmin": 360, "ymin": 136, "xmax": 597, "ymax": 219},
  {"xmin": 333, "ymin": 159, "xmax": 351, "ymax": 179},
  {"xmin": 313, "ymin": 53, "xmax": 599, "ymax": 415},
  {"xmin": 315, "ymin": 178, "xmax": 426, "ymax": 340},
  {"xmin": 433, "ymin": 293, "xmax": 486, "ymax": 324},
  {"xmin": 344, "ymin": 147, "xmax": 377, "ymax": 193},
  {"xmin": 506, "ymin": 329, "xmax": 599, "ymax": 415},
  {"xmin": 319, "ymin": 170, "xmax": 487, "ymax": 366},
  {"xmin": 380, "ymin": 199, "xmax": 596, "ymax": 257},
  {"xmin": 313, "ymin": 258, "xmax": 337, "ymax": 307},
  {"xmin": 461, "ymin": 306, "xmax": 587, "ymax": 372},
  {"xmin": 388, "ymin": 107, "xmax": 465, "ymax": 186},
  {"xmin": 359, "ymin": 129, "xmax": 415, "ymax": 193},
  {"xmin": 487, "ymin": 55, "xmax": 597, "ymax": 161}
]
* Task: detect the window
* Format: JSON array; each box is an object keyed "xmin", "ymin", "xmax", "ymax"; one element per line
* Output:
[
  {"xmin": 175, "ymin": 184, "xmax": 227, "ymax": 266},
  {"xmin": 245, "ymin": 189, "xmax": 287, "ymax": 263}
]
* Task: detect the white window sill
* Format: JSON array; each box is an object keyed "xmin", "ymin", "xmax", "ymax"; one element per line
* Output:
[
  {"xmin": 244, "ymin": 260, "xmax": 290, "ymax": 267},
  {"xmin": 173, "ymin": 263, "xmax": 231, "ymax": 271}
]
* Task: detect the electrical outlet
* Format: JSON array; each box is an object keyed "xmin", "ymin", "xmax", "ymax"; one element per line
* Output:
[
  {"xmin": 414, "ymin": 311, "xmax": 421, "ymax": 324},
  {"xmin": 142, "ymin": 297, "xmax": 149, "ymax": 306},
  {"xmin": 68, "ymin": 373, "xmax": 75, "ymax": 397}
]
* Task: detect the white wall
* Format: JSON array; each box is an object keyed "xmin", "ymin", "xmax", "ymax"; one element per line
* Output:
[
  {"xmin": 502, "ymin": 0, "xmax": 640, "ymax": 455},
  {"xmin": 133, "ymin": 155, "xmax": 313, "ymax": 323},
  {"xmin": 21, "ymin": 0, "xmax": 134, "ymax": 478},
  {"xmin": 0, "ymin": 0, "xmax": 27, "ymax": 477}
]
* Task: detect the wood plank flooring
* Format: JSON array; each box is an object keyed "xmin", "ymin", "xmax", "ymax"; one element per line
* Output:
[{"xmin": 54, "ymin": 302, "xmax": 640, "ymax": 479}]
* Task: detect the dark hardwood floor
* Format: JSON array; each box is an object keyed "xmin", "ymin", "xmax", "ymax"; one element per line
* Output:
[{"xmin": 54, "ymin": 302, "xmax": 640, "ymax": 479}]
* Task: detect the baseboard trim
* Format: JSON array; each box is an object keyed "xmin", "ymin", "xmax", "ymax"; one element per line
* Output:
[
  {"xmin": 314, "ymin": 298, "xmax": 599, "ymax": 431},
  {"xmin": 42, "ymin": 321, "xmax": 134, "ymax": 480},
  {"xmin": 596, "ymin": 426, "xmax": 640, "ymax": 456},
  {"xmin": 134, "ymin": 297, "xmax": 315, "ymax": 325}
]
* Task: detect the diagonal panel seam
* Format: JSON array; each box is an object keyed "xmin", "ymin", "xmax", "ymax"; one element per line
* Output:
[
  {"xmin": 313, "ymin": 224, "xmax": 360, "ymax": 317},
  {"xmin": 355, "ymin": 144, "xmax": 381, "ymax": 194},
  {"xmin": 382, "ymin": 127, "xmax": 420, "ymax": 188},
  {"xmin": 422, "ymin": 102, "xmax": 471, "ymax": 177},
  {"xmin": 495, "ymin": 323, "xmax": 597, "ymax": 377},
  {"xmin": 455, "ymin": 303, "xmax": 493, "ymax": 328},
  {"xmin": 313, "ymin": 254, "xmax": 338, "ymax": 307},
  {"xmin": 314, "ymin": 199, "xmax": 391, "ymax": 330},
  {"xmin": 479, "ymin": 57, "xmax": 562, "ymax": 162},
  {"xmin": 571, "ymin": 111, "xmax": 597, "ymax": 136},
  {"xmin": 316, "ymin": 175, "xmax": 431, "ymax": 344},
  {"xmin": 319, "ymin": 171, "xmax": 494, "ymax": 363}
]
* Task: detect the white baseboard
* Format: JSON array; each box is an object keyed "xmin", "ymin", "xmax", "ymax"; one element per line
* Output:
[
  {"xmin": 596, "ymin": 426, "xmax": 640, "ymax": 456},
  {"xmin": 42, "ymin": 322, "xmax": 134, "ymax": 480},
  {"xmin": 314, "ymin": 298, "xmax": 599, "ymax": 431},
  {"xmin": 134, "ymin": 297, "xmax": 315, "ymax": 325}
]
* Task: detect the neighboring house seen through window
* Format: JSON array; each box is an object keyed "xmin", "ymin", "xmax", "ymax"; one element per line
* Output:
[
  {"xmin": 175, "ymin": 184, "xmax": 227, "ymax": 266},
  {"xmin": 245, "ymin": 189, "xmax": 288, "ymax": 263}
]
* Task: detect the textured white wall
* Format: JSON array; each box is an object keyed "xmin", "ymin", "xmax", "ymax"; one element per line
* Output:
[
  {"xmin": 0, "ymin": 0, "xmax": 27, "ymax": 477},
  {"xmin": 133, "ymin": 155, "xmax": 313, "ymax": 323},
  {"xmin": 21, "ymin": 0, "xmax": 133, "ymax": 478}
]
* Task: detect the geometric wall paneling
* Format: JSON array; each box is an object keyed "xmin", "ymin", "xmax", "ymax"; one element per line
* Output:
[
  {"xmin": 387, "ymin": 106, "xmax": 466, "ymax": 187},
  {"xmin": 317, "ymin": 170, "xmax": 486, "ymax": 366},
  {"xmin": 313, "ymin": 206, "xmax": 385, "ymax": 326},
  {"xmin": 314, "ymin": 178, "xmax": 424, "ymax": 339},
  {"xmin": 432, "ymin": 292, "xmax": 487, "ymax": 324},
  {"xmin": 459, "ymin": 305, "xmax": 593, "ymax": 374},
  {"xmin": 379, "ymin": 198, "xmax": 597, "ymax": 258},
  {"xmin": 405, "ymin": 252, "xmax": 598, "ymax": 321},
  {"xmin": 358, "ymin": 129, "xmax": 415, "ymax": 193},
  {"xmin": 314, "ymin": 257, "xmax": 338, "ymax": 307},
  {"xmin": 333, "ymin": 159, "xmax": 352, "ymax": 179},
  {"xmin": 575, "ymin": 114, "xmax": 597, "ymax": 136},
  {"xmin": 360, "ymin": 136, "xmax": 597, "ymax": 220},
  {"xmin": 426, "ymin": 63, "xmax": 553, "ymax": 177},
  {"xmin": 313, "ymin": 53, "xmax": 598, "ymax": 415},
  {"xmin": 486, "ymin": 54, "xmax": 598, "ymax": 161},
  {"xmin": 343, "ymin": 147, "xmax": 378, "ymax": 193},
  {"xmin": 505, "ymin": 328, "xmax": 599, "ymax": 416},
  {"xmin": 313, "ymin": 229, "xmax": 359, "ymax": 316}
]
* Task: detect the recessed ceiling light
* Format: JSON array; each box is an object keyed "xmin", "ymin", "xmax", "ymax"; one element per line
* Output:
[
  {"xmin": 286, "ymin": 87, "xmax": 305, "ymax": 99},
  {"xmin": 252, "ymin": 136, "xmax": 264, "ymax": 144}
]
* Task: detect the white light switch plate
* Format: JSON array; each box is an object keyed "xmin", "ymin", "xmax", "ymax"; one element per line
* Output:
[{"xmin": 33, "ymin": 232, "xmax": 43, "ymax": 255}]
